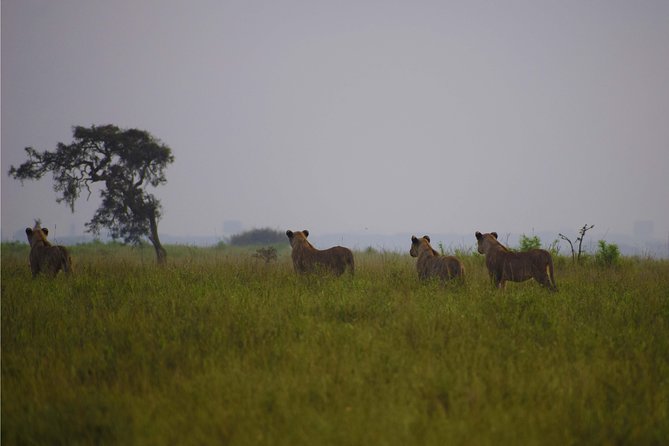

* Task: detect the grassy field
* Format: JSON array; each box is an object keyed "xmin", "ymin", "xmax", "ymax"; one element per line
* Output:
[{"xmin": 2, "ymin": 242, "xmax": 668, "ymax": 445}]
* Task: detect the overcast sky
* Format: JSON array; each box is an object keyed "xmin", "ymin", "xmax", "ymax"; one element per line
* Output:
[{"xmin": 2, "ymin": 0, "xmax": 668, "ymax": 244}]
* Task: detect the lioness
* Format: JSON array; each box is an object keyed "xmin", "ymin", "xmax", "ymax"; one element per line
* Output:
[
  {"xmin": 25, "ymin": 223, "xmax": 73, "ymax": 277},
  {"xmin": 410, "ymin": 235, "xmax": 464, "ymax": 283},
  {"xmin": 475, "ymin": 231, "xmax": 556, "ymax": 291},
  {"xmin": 286, "ymin": 230, "xmax": 354, "ymax": 276}
]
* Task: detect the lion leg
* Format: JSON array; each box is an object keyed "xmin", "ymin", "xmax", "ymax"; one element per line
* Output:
[
  {"xmin": 487, "ymin": 271, "xmax": 495, "ymax": 286},
  {"xmin": 29, "ymin": 255, "xmax": 40, "ymax": 277},
  {"xmin": 47, "ymin": 261, "xmax": 60, "ymax": 277},
  {"xmin": 493, "ymin": 268, "xmax": 506, "ymax": 290},
  {"xmin": 60, "ymin": 247, "xmax": 73, "ymax": 274},
  {"xmin": 533, "ymin": 263, "xmax": 556, "ymax": 291},
  {"xmin": 449, "ymin": 263, "xmax": 461, "ymax": 281},
  {"xmin": 493, "ymin": 271, "xmax": 505, "ymax": 290},
  {"xmin": 456, "ymin": 264, "xmax": 465, "ymax": 282},
  {"xmin": 536, "ymin": 274, "xmax": 551, "ymax": 289},
  {"xmin": 40, "ymin": 258, "xmax": 57, "ymax": 277}
]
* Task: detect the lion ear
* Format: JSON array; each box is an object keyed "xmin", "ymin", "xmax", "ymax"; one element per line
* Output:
[
  {"xmin": 26, "ymin": 228, "xmax": 33, "ymax": 236},
  {"xmin": 42, "ymin": 228, "xmax": 49, "ymax": 236},
  {"xmin": 302, "ymin": 230, "xmax": 309, "ymax": 238},
  {"xmin": 475, "ymin": 231, "xmax": 482, "ymax": 240},
  {"xmin": 286, "ymin": 230, "xmax": 294, "ymax": 239},
  {"xmin": 491, "ymin": 232, "xmax": 498, "ymax": 239},
  {"xmin": 423, "ymin": 235, "xmax": 430, "ymax": 243},
  {"xmin": 411, "ymin": 235, "xmax": 418, "ymax": 243}
]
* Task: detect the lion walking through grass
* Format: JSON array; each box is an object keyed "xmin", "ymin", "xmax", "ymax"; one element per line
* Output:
[
  {"xmin": 286, "ymin": 230, "xmax": 354, "ymax": 276},
  {"xmin": 475, "ymin": 231, "xmax": 556, "ymax": 291},
  {"xmin": 25, "ymin": 222, "xmax": 72, "ymax": 277},
  {"xmin": 410, "ymin": 235, "xmax": 465, "ymax": 283}
]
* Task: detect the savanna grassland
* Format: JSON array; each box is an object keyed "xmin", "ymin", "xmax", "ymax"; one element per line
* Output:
[{"xmin": 2, "ymin": 242, "xmax": 668, "ymax": 445}]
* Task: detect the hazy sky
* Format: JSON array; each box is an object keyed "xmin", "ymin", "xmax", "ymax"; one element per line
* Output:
[{"xmin": 3, "ymin": 0, "xmax": 669, "ymax": 243}]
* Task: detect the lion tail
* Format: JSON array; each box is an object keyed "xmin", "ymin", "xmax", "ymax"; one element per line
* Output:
[{"xmin": 547, "ymin": 256, "xmax": 557, "ymax": 292}]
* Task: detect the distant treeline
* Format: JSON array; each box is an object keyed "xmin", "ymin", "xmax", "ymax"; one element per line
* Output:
[{"xmin": 228, "ymin": 228, "xmax": 285, "ymax": 246}]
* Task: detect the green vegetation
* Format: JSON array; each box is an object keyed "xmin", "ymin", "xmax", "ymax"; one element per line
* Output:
[
  {"xmin": 596, "ymin": 240, "xmax": 621, "ymax": 267},
  {"xmin": 518, "ymin": 234, "xmax": 542, "ymax": 251},
  {"xmin": 229, "ymin": 228, "xmax": 286, "ymax": 247},
  {"xmin": 2, "ymin": 243, "xmax": 668, "ymax": 445}
]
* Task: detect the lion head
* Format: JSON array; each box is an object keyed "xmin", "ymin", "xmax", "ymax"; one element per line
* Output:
[
  {"xmin": 410, "ymin": 235, "xmax": 431, "ymax": 257},
  {"xmin": 286, "ymin": 229, "xmax": 311, "ymax": 249},
  {"xmin": 475, "ymin": 231, "xmax": 499, "ymax": 254},
  {"xmin": 25, "ymin": 223, "xmax": 52, "ymax": 249}
]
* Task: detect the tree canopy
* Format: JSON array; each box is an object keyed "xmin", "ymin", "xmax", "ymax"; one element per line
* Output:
[{"xmin": 9, "ymin": 124, "xmax": 175, "ymax": 263}]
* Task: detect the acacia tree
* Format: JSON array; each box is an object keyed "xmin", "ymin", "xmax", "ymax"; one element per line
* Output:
[{"xmin": 9, "ymin": 125, "xmax": 175, "ymax": 264}]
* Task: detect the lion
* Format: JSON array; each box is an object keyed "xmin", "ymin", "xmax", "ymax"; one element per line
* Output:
[
  {"xmin": 475, "ymin": 231, "xmax": 556, "ymax": 291},
  {"xmin": 25, "ymin": 223, "xmax": 73, "ymax": 277},
  {"xmin": 410, "ymin": 235, "xmax": 465, "ymax": 283},
  {"xmin": 286, "ymin": 230, "xmax": 354, "ymax": 276}
]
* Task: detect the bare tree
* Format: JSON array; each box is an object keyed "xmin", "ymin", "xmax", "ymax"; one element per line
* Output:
[
  {"xmin": 559, "ymin": 224, "xmax": 595, "ymax": 263},
  {"xmin": 558, "ymin": 233, "xmax": 576, "ymax": 263}
]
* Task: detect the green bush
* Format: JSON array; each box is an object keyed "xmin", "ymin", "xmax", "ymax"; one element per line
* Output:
[
  {"xmin": 547, "ymin": 239, "xmax": 561, "ymax": 256},
  {"xmin": 596, "ymin": 240, "xmax": 620, "ymax": 266},
  {"xmin": 519, "ymin": 234, "xmax": 542, "ymax": 251},
  {"xmin": 229, "ymin": 228, "xmax": 285, "ymax": 246}
]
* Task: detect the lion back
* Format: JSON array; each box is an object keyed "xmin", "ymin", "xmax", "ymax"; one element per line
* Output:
[
  {"xmin": 418, "ymin": 255, "xmax": 461, "ymax": 281},
  {"xmin": 508, "ymin": 249, "xmax": 551, "ymax": 274},
  {"xmin": 319, "ymin": 246, "xmax": 354, "ymax": 275},
  {"xmin": 439, "ymin": 256, "xmax": 464, "ymax": 280},
  {"xmin": 30, "ymin": 245, "xmax": 72, "ymax": 276}
]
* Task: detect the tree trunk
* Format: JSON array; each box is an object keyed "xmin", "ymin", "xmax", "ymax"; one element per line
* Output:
[
  {"xmin": 148, "ymin": 213, "xmax": 167, "ymax": 265},
  {"xmin": 559, "ymin": 234, "xmax": 575, "ymax": 263}
]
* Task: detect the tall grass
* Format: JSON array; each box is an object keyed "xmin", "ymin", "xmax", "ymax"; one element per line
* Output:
[{"xmin": 2, "ymin": 243, "xmax": 668, "ymax": 445}]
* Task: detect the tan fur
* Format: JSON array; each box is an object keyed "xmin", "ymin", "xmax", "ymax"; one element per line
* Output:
[
  {"xmin": 475, "ymin": 231, "xmax": 556, "ymax": 291},
  {"xmin": 25, "ymin": 224, "xmax": 73, "ymax": 277},
  {"xmin": 286, "ymin": 230, "xmax": 354, "ymax": 276},
  {"xmin": 410, "ymin": 235, "xmax": 464, "ymax": 283}
]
